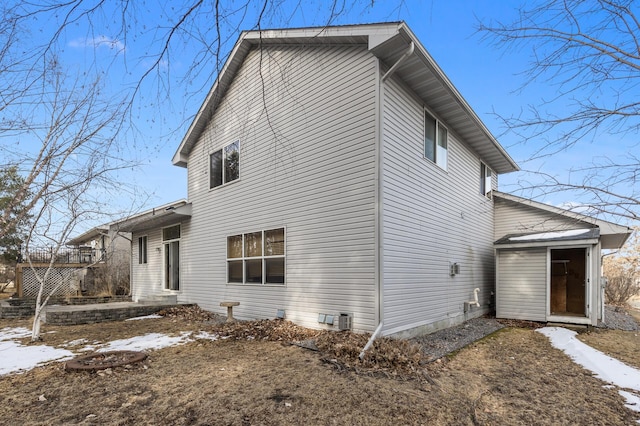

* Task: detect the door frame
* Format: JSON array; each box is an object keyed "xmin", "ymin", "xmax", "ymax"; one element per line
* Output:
[
  {"xmin": 162, "ymin": 224, "xmax": 181, "ymax": 292},
  {"xmin": 546, "ymin": 245, "xmax": 592, "ymax": 324}
]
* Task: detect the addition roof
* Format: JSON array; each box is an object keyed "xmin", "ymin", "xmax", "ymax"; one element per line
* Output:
[
  {"xmin": 495, "ymin": 228, "xmax": 601, "ymax": 249},
  {"xmin": 110, "ymin": 200, "xmax": 192, "ymax": 233},
  {"xmin": 493, "ymin": 191, "xmax": 632, "ymax": 249}
]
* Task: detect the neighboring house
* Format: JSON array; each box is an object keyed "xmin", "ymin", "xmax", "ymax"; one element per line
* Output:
[
  {"xmin": 119, "ymin": 22, "xmax": 631, "ymax": 336},
  {"xmin": 66, "ymin": 224, "xmax": 132, "ymax": 295},
  {"xmin": 17, "ymin": 223, "xmax": 132, "ymax": 298}
]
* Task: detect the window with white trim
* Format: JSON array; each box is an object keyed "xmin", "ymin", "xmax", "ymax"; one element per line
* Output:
[
  {"xmin": 424, "ymin": 111, "xmax": 448, "ymax": 169},
  {"xmin": 480, "ymin": 162, "xmax": 492, "ymax": 198},
  {"xmin": 227, "ymin": 228, "xmax": 285, "ymax": 285},
  {"xmin": 138, "ymin": 236, "xmax": 148, "ymax": 264},
  {"xmin": 210, "ymin": 141, "xmax": 240, "ymax": 189}
]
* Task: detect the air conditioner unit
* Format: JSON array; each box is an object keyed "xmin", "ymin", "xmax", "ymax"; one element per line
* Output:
[{"xmin": 338, "ymin": 313, "xmax": 353, "ymax": 331}]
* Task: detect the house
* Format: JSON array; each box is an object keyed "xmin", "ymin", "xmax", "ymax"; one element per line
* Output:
[
  {"xmin": 17, "ymin": 223, "xmax": 132, "ymax": 298},
  {"xmin": 122, "ymin": 22, "xmax": 631, "ymax": 336},
  {"xmin": 66, "ymin": 224, "xmax": 132, "ymax": 295},
  {"xmin": 113, "ymin": 200, "xmax": 192, "ymax": 304}
]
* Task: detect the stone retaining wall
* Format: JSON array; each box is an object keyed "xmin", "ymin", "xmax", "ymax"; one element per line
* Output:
[
  {"xmin": 0, "ymin": 295, "xmax": 132, "ymax": 319},
  {"xmin": 41, "ymin": 304, "xmax": 180, "ymax": 326},
  {"xmin": 0, "ymin": 301, "xmax": 36, "ymax": 319}
]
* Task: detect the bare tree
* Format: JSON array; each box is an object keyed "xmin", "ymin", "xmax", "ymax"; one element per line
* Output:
[
  {"xmin": 604, "ymin": 227, "xmax": 640, "ymax": 304},
  {"xmin": 479, "ymin": 0, "xmax": 640, "ymax": 222},
  {"xmin": 0, "ymin": 0, "xmax": 375, "ymax": 138},
  {"xmin": 4, "ymin": 58, "xmax": 133, "ymax": 341},
  {"xmin": 1, "ymin": 1, "xmax": 380, "ymax": 237}
]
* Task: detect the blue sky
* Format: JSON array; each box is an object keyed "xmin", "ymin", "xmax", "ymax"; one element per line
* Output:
[{"xmin": 13, "ymin": 0, "xmax": 637, "ymax": 227}]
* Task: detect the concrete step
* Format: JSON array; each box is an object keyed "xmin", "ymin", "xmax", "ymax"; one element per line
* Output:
[{"xmin": 139, "ymin": 294, "xmax": 178, "ymax": 305}]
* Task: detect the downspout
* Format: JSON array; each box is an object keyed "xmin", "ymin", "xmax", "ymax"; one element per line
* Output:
[
  {"xmin": 360, "ymin": 41, "xmax": 415, "ymax": 361},
  {"xmin": 381, "ymin": 42, "xmax": 415, "ymax": 82},
  {"xmin": 359, "ymin": 322, "xmax": 384, "ymax": 360}
]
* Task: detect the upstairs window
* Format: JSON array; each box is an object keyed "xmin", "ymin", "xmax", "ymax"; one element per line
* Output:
[
  {"xmin": 424, "ymin": 111, "xmax": 448, "ymax": 170},
  {"xmin": 227, "ymin": 228, "xmax": 285, "ymax": 285},
  {"xmin": 480, "ymin": 162, "xmax": 492, "ymax": 198},
  {"xmin": 210, "ymin": 141, "xmax": 240, "ymax": 189}
]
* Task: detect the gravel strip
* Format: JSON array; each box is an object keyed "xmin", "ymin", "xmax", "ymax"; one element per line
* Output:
[
  {"xmin": 411, "ymin": 305, "xmax": 640, "ymax": 363},
  {"xmin": 599, "ymin": 305, "xmax": 639, "ymax": 331},
  {"xmin": 411, "ymin": 317, "xmax": 504, "ymax": 362}
]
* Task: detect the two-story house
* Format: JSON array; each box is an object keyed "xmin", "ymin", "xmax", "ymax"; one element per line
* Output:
[{"xmin": 119, "ymin": 22, "xmax": 631, "ymax": 336}]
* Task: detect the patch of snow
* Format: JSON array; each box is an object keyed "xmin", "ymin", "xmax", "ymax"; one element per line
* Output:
[
  {"xmin": 619, "ymin": 390, "xmax": 640, "ymax": 413},
  {"xmin": 538, "ymin": 327, "xmax": 640, "ymax": 390},
  {"xmin": 95, "ymin": 332, "xmax": 193, "ymax": 352},
  {"xmin": 0, "ymin": 327, "xmax": 32, "ymax": 341},
  {"xmin": 509, "ymin": 228, "xmax": 591, "ymax": 242},
  {"xmin": 193, "ymin": 331, "xmax": 219, "ymax": 341},
  {"xmin": 61, "ymin": 338, "xmax": 89, "ymax": 347},
  {"xmin": 0, "ymin": 336, "xmax": 74, "ymax": 376},
  {"xmin": 125, "ymin": 314, "xmax": 163, "ymax": 321},
  {"xmin": 0, "ymin": 327, "xmax": 204, "ymax": 376},
  {"xmin": 538, "ymin": 327, "xmax": 640, "ymax": 418}
]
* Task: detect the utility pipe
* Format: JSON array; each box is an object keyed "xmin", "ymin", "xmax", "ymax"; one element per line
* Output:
[
  {"xmin": 359, "ymin": 321, "xmax": 384, "ymax": 361},
  {"xmin": 464, "ymin": 288, "xmax": 481, "ymax": 313},
  {"xmin": 471, "ymin": 287, "xmax": 480, "ymax": 307}
]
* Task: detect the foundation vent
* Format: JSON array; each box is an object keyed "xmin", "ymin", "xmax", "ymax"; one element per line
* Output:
[{"xmin": 338, "ymin": 313, "xmax": 353, "ymax": 331}]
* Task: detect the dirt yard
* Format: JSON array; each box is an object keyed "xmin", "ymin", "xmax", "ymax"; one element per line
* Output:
[{"xmin": 1, "ymin": 307, "xmax": 639, "ymax": 425}]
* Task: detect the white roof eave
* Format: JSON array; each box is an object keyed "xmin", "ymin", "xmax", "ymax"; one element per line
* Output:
[{"xmin": 496, "ymin": 238, "xmax": 600, "ymax": 250}]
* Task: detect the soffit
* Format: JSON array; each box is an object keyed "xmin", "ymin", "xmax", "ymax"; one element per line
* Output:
[{"xmin": 111, "ymin": 201, "xmax": 191, "ymax": 233}]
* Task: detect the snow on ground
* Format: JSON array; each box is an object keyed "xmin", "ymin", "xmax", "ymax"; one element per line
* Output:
[
  {"xmin": 0, "ymin": 320, "xmax": 224, "ymax": 376},
  {"xmin": 0, "ymin": 326, "xmax": 31, "ymax": 341},
  {"xmin": 95, "ymin": 332, "xmax": 193, "ymax": 352},
  {"xmin": 125, "ymin": 314, "xmax": 164, "ymax": 321},
  {"xmin": 0, "ymin": 327, "xmax": 74, "ymax": 376},
  {"xmin": 60, "ymin": 338, "xmax": 89, "ymax": 347},
  {"xmin": 193, "ymin": 330, "xmax": 220, "ymax": 341},
  {"xmin": 538, "ymin": 327, "xmax": 640, "ymax": 415}
]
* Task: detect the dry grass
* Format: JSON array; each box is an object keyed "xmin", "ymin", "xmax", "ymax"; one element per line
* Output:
[
  {"xmin": 578, "ymin": 304, "xmax": 640, "ymax": 370},
  {"xmin": 0, "ymin": 313, "xmax": 638, "ymax": 425},
  {"xmin": 628, "ymin": 298, "xmax": 640, "ymax": 323},
  {"xmin": 0, "ymin": 285, "xmax": 14, "ymax": 300},
  {"xmin": 578, "ymin": 328, "xmax": 640, "ymax": 369}
]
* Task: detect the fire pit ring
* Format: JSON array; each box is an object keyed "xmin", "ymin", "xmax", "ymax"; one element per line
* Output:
[{"xmin": 65, "ymin": 351, "xmax": 148, "ymax": 371}]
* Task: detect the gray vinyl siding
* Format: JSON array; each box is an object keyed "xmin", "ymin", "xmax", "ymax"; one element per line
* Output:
[
  {"xmin": 381, "ymin": 76, "xmax": 496, "ymax": 335},
  {"xmin": 494, "ymin": 197, "xmax": 592, "ymax": 240},
  {"xmin": 181, "ymin": 44, "xmax": 378, "ymax": 332},
  {"xmin": 496, "ymin": 249, "xmax": 547, "ymax": 321},
  {"xmin": 130, "ymin": 229, "xmax": 164, "ymax": 301}
]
